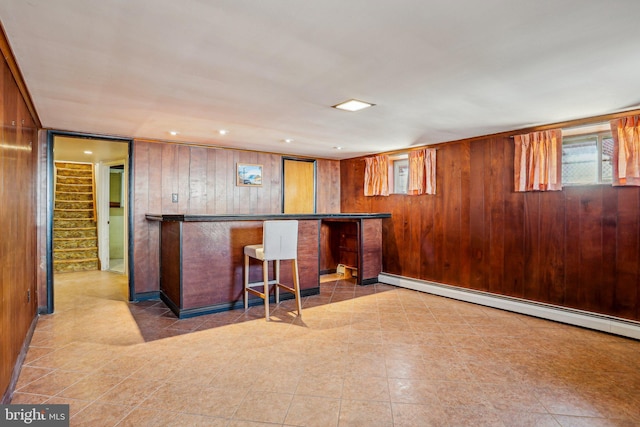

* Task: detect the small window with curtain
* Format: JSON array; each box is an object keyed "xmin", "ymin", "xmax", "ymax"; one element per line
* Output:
[
  {"xmin": 388, "ymin": 153, "xmax": 409, "ymax": 194},
  {"xmin": 562, "ymin": 125, "xmax": 613, "ymax": 185}
]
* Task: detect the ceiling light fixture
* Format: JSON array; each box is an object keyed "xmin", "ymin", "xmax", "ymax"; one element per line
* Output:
[
  {"xmin": 169, "ymin": 131, "xmax": 178, "ymax": 136},
  {"xmin": 332, "ymin": 99, "xmax": 374, "ymax": 112},
  {"xmin": 333, "ymin": 146, "xmax": 343, "ymax": 150},
  {"xmin": 83, "ymin": 150, "xmax": 92, "ymax": 154},
  {"xmin": 219, "ymin": 129, "xmax": 229, "ymax": 135},
  {"xmin": 284, "ymin": 139, "xmax": 294, "ymax": 143}
]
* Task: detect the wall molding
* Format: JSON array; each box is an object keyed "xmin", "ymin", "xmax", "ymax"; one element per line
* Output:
[{"xmin": 378, "ymin": 273, "xmax": 640, "ymax": 341}]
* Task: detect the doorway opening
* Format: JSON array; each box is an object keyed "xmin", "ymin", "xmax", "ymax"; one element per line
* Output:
[{"xmin": 47, "ymin": 132, "xmax": 132, "ymax": 314}]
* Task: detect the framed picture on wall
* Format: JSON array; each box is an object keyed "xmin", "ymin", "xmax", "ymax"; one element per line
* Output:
[{"xmin": 236, "ymin": 163, "xmax": 263, "ymax": 186}]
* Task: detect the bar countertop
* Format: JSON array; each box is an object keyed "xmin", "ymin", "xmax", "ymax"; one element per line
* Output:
[{"xmin": 145, "ymin": 212, "xmax": 391, "ymax": 222}]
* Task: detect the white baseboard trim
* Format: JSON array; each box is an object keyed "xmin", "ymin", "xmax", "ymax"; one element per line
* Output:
[{"xmin": 378, "ymin": 273, "xmax": 640, "ymax": 341}]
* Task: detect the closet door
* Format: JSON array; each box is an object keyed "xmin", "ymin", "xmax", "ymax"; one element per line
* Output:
[{"xmin": 283, "ymin": 158, "xmax": 316, "ymax": 213}]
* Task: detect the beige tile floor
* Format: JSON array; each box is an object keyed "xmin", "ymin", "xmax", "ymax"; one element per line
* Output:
[{"xmin": 10, "ymin": 270, "xmax": 640, "ymax": 426}]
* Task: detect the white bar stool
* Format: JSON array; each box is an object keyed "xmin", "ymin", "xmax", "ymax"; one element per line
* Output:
[{"xmin": 243, "ymin": 220, "xmax": 302, "ymax": 321}]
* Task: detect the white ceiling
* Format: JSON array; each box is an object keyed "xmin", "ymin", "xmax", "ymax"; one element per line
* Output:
[{"xmin": 2, "ymin": 0, "xmax": 640, "ymax": 160}]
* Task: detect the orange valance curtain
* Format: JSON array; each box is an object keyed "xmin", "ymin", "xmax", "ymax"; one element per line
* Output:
[
  {"xmin": 364, "ymin": 155, "xmax": 389, "ymax": 196},
  {"xmin": 610, "ymin": 115, "xmax": 640, "ymax": 186},
  {"xmin": 513, "ymin": 129, "xmax": 562, "ymax": 192},
  {"xmin": 407, "ymin": 148, "xmax": 436, "ymax": 195}
]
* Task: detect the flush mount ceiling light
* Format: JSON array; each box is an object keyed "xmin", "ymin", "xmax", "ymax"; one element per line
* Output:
[
  {"xmin": 83, "ymin": 150, "xmax": 92, "ymax": 154},
  {"xmin": 284, "ymin": 139, "xmax": 294, "ymax": 143},
  {"xmin": 169, "ymin": 130, "xmax": 178, "ymax": 136},
  {"xmin": 219, "ymin": 129, "xmax": 229, "ymax": 135},
  {"xmin": 332, "ymin": 99, "xmax": 375, "ymax": 112}
]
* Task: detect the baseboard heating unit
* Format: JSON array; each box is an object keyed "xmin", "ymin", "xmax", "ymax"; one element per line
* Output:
[{"xmin": 378, "ymin": 273, "xmax": 640, "ymax": 341}]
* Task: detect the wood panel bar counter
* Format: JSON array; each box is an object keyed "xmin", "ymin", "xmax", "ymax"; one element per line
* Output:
[{"xmin": 146, "ymin": 213, "xmax": 390, "ymax": 318}]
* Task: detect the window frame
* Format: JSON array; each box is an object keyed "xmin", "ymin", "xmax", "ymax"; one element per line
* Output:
[
  {"xmin": 561, "ymin": 131, "xmax": 612, "ymax": 186},
  {"xmin": 388, "ymin": 153, "xmax": 409, "ymax": 194}
]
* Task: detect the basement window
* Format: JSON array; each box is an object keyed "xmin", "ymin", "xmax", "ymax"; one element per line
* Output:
[
  {"xmin": 562, "ymin": 126, "xmax": 613, "ymax": 186},
  {"xmin": 389, "ymin": 153, "xmax": 409, "ymax": 194}
]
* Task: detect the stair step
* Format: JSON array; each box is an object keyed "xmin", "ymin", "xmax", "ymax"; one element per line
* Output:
[
  {"xmin": 54, "ymin": 258, "xmax": 99, "ymax": 264},
  {"xmin": 54, "ymin": 226, "xmax": 96, "ymax": 230},
  {"xmin": 54, "ymin": 247, "xmax": 98, "ymax": 252},
  {"xmin": 55, "ymin": 164, "xmax": 92, "ymax": 170},
  {"xmin": 56, "ymin": 191, "xmax": 93, "ymax": 194},
  {"xmin": 56, "ymin": 182, "xmax": 92, "ymax": 186},
  {"xmin": 54, "ymin": 236, "xmax": 96, "ymax": 241}
]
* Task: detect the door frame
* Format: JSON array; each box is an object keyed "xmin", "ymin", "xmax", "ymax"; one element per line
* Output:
[
  {"xmin": 46, "ymin": 130, "xmax": 134, "ymax": 314},
  {"xmin": 98, "ymin": 160, "xmax": 128, "ymax": 272},
  {"xmin": 281, "ymin": 157, "xmax": 317, "ymax": 213}
]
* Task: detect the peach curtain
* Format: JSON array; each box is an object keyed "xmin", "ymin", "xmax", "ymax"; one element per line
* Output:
[
  {"xmin": 407, "ymin": 148, "xmax": 436, "ymax": 195},
  {"xmin": 513, "ymin": 129, "xmax": 562, "ymax": 192},
  {"xmin": 364, "ymin": 155, "xmax": 389, "ymax": 196},
  {"xmin": 610, "ymin": 115, "xmax": 640, "ymax": 186}
]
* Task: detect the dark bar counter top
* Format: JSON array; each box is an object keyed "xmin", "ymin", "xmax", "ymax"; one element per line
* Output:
[{"xmin": 145, "ymin": 212, "xmax": 391, "ymax": 221}]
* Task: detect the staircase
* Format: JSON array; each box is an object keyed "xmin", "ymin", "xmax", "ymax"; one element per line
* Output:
[{"xmin": 53, "ymin": 162, "xmax": 99, "ymax": 273}]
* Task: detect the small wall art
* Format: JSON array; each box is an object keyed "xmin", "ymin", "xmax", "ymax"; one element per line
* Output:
[{"xmin": 236, "ymin": 163, "xmax": 263, "ymax": 186}]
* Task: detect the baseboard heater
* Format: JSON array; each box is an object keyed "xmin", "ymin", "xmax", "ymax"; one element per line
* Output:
[{"xmin": 378, "ymin": 273, "xmax": 640, "ymax": 341}]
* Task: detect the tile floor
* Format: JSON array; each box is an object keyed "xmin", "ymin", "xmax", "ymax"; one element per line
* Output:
[{"xmin": 10, "ymin": 271, "xmax": 640, "ymax": 426}]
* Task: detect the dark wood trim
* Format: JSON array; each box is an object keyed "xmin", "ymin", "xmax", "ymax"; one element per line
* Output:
[
  {"xmin": 132, "ymin": 291, "xmax": 161, "ymax": 302},
  {"xmin": 146, "ymin": 213, "xmax": 391, "ymax": 222},
  {"xmin": 46, "ymin": 132, "xmax": 54, "ymax": 314},
  {"xmin": 161, "ymin": 287, "xmax": 320, "ymax": 319},
  {"xmin": 127, "ymin": 139, "xmax": 135, "ymax": 301},
  {"xmin": 0, "ymin": 22, "xmax": 41, "ymax": 128},
  {"xmin": 45, "ymin": 130, "xmax": 135, "ymax": 314}
]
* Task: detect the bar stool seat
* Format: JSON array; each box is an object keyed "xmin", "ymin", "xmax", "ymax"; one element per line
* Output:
[{"xmin": 243, "ymin": 220, "xmax": 302, "ymax": 321}]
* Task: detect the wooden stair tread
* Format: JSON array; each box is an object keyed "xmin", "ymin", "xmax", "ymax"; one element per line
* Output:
[
  {"xmin": 54, "ymin": 208, "xmax": 94, "ymax": 211},
  {"xmin": 54, "ymin": 257, "xmax": 98, "ymax": 264},
  {"xmin": 54, "ymin": 226, "xmax": 96, "ymax": 230},
  {"xmin": 54, "ymin": 236, "xmax": 96, "ymax": 241},
  {"xmin": 54, "ymin": 247, "xmax": 98, "ymax": 252},
  {"xmin": 55, "ymin": 191, "xmax": 93, "ymax": 194}
]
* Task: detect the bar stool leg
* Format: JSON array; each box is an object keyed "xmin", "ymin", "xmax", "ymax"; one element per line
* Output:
[
  {"xmin": 243, "ymin": 254, "xmax": 249, "ymax": 310},
  {"xmin": 275, "ymin": 260, "xmax": 281, "ymax": 304},
  {"xmin": 263, "ymin": 259, "xmax": 270, "ymax": 321},
  {"xmin": 292, "ymin": 259, "xmax": 302, "ymax": 316}
]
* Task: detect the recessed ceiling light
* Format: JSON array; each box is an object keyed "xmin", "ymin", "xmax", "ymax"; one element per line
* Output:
[
  {"xmin": 84, "ymin": 150, "xmax": 92, "ymax": 154},
  {"xmin": 169, "ymin": 131, "xmax": 178, "ymax": 136},
  {"xmin": 219, "ymin": 129, "xmax": 229, "ymax": 135},
  {"xmin": 284, "ymin": 139, "xmax": 294, "ymax": 143},
  {"xmin": 332, "ymin": 99, "xmax": 374, "ymax": 112},
  {"xmin": 333, "ymin": 146, "xmax": 343, "ymax": 150}
]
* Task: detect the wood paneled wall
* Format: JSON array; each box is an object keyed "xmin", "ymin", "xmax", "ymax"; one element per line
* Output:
[
  {"xmin": 133, "ymin": 140, "xmax": 339, "ymax": 296},
  {"xmin": 341, "ymin": 136, "xmax": 640, "ymax": 322},
  {"xmin": 0, "ymin": 53, "xmax": 38, "ymax": 400}
]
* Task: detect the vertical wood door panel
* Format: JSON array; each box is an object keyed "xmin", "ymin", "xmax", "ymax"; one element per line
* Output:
[{"xmin": 283, "ymin": 159, "xmax": 315, "ymax": 213}]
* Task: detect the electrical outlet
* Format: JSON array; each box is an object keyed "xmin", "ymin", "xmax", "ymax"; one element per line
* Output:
[{"xmin": 171, "ymin": 193, "xmax": 178, "ymax": 203}]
